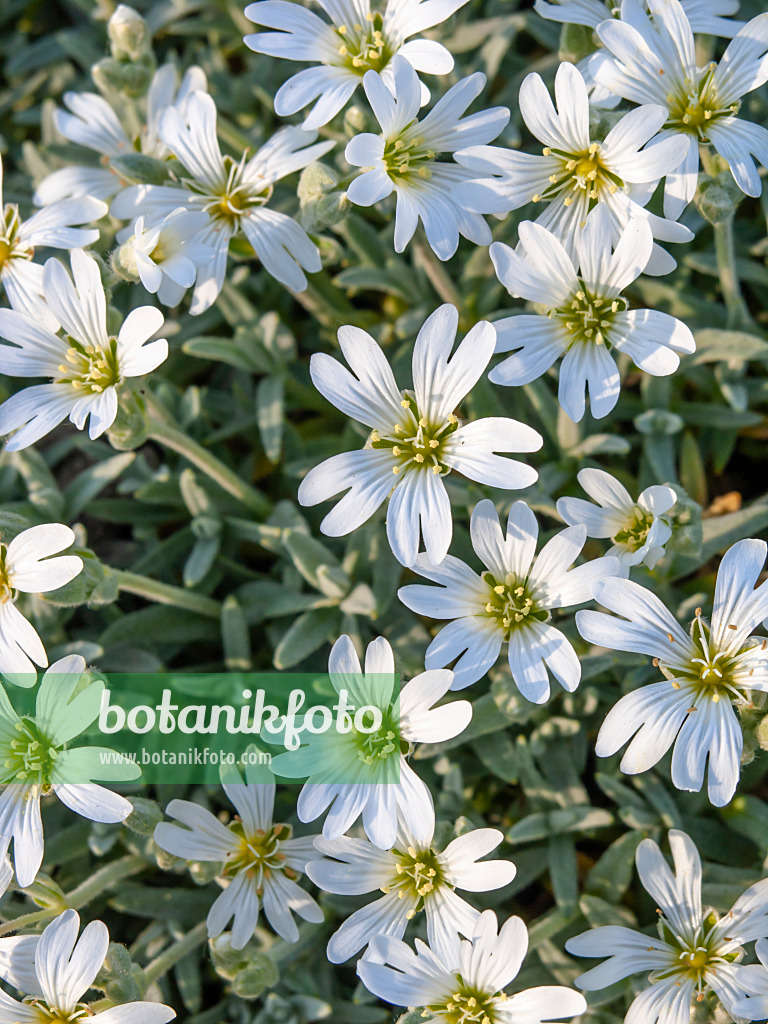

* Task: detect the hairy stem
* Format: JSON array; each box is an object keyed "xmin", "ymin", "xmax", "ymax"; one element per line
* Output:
[{"xmin": 143, "ymin": 921, "xmax": 209, "ymax": 986}]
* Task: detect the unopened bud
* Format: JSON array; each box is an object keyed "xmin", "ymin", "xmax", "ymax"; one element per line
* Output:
[
  {"xmin": 123, "ymin": 797, "xmax": 163, "ymax": 836},
  {"xmin": 695, "ymin": 171, "xmax": 743, "ymax": 225},
  {"xmin": 111, "ymin": 241, "xmax": 139, "ymax": 282},
  {"xmin": 756, "ymin": 713, "xmax": 768, "ymax": 751},
  {"xmin": 108, "ymin": 5, "xmax": 151, "ymax": 60},
  {"xmin": 231, "ymin": 957, "xmax": 280, "ymax": 999},
  {"xmin": 634, "ymin": 408, "xmax": 684, "ymax": 436},
  {"xmin": 559, "ymin": 22, "xmax": 596, "ymax": 64},
  {"xmin": 344, "ymin": 104, "xmax": 366, "ymax": 134}
]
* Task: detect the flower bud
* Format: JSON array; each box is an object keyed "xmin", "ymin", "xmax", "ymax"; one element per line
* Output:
[
  {"xmin": 111, "ymin": 240, "xmax": 139, "ymax": 282},
  {"xmin": 108, "ymin": 5, "xmax": 151, "ymax": 60},
  {"xmin": 231, "ymin": 957, "xmax": 280, "ymax": 999},
  {"xmin": 559, "ymin": 22, "xmax": 596, "ymax": 64},
  {"xmin": 695, "ymin": 170, "xmax": 743, "ymax": 225},
  {"xmin": 344, "ymin": 105, "xmax": 366, "ymax": 134},
  {"xmin": 123, "ymin": 796, "xmax": 164, "ymax": 836},
  {"xmin": 634, "ymin": 408, "xmax": 684, "ymax": 436},
  {"xmin": 756, "ymin": 712, "xmax": 768, "ymax": 751}
]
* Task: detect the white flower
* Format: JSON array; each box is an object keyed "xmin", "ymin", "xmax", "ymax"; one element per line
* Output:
[
  {"xmin": 358, "ymin": 909, "xmax": 588, "ymax": 1024},
  {"xmin": 0, "ymin": 908, "xmax": 175, "ymax": 1023},
  {"xmin": 566, "ymin": 830, "xmax": 768, "ymax": 1023},
  {"xmin": 0, "ymin": 655, "xmax": 139, "ymax": 888},
  {"xmin": 243, "ymin": 0, "xmax": 469, "ymax": 130},
  {"xmin": 306, "ymin": 816, "xmax": 516, "ymax": 963},
  {"xmin": 557, "ymin": 469, "xmax": 677, "ymax": 574},
  {"xmin": 154, "ymin": 765, "xmax": 323, "ymax": 949},
  {"xmin": 0, "ymin": 156, "xmax": 105, "ymax": 329},
  {"xmin": 488, "ymin": 208, "xmax": 695, "ymax": 421},
  {"xmin": 268, "ymin": 635, "xmax": 472, "ymax": 850},
  {"xmin": 129, "ymin": 209, "xmax": 213, "ymax": 307},
  {"xmin": 399, "ymin": 499, "xmax": 618, "ymax": 698},
  {"xmin": 34, "ymin": 63, "xmax": 207, "ymax": 205},
  {"xmin": 298, "ymin": 304, "xmax": 542, "ymax": 568},
  {"xmin": 734, "ymin": 939, "xmax": 768, "ymax": 1022},
  {"xmin": 454, "ymin": 61, "xmax": 693, "ymax": 276},
  {"xmin": 111, "ymin": 92, "xmax": 334, "ymax": 311},
  {"xmin": 535, "ymin": 0, "xmax": 744, "ymax": 38},
  {"xmin": 592, "ymin": 0, "xmax": 768, "ymax": 218},
  {"xmin": 0, "ymin": 249, "xmax": 167, "ymax": 451},
  {"xmin": 0, "ymin": 523, "xmax": 82, "ymax": 677},
  {"xmin": 576, "ymin": 538, "xmax": 768, "ymax": 806},
  {"xmin": 345, "ymin": 56, "xmax": 508, "ymax": 259}
]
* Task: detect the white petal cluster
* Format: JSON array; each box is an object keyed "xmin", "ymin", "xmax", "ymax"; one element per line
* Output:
[
  {"xmin": 0, "ymin": 249, "xmax": 167, "ymax": 449},
  {"xmin": 154, "ymin": 766, "xmax": 323, "ymax": 948},
  {"xmin": 268, "ymin": 635, "xmax": 472, "ymax": 849},
  {"xmin": 307, "ymin": 815, "xmax": 516, "ymax": 963},
  {"xmin": 0, "ymin": 524, "xmax": 82, "ymax": 677},
  {"xmin": 399, "ymin": 499, "xmax": 618, "ymax": 698},
  {"xmin": 345, "ymin": 56, "xmax": 508, "ymax": 259},
  {"xmin": 489, "ymin": 207, "xmax": 695, "ymax": 420},
  {"xmin": 567, "ymin": 830, "xmax": 768, "ymax": 1022},
  {"xmin": 0, "ymin": 656, "xmax": 139, "ymax": 887},
  {"xmin": 358, "ymin": 909, "xmax": 587, "ymax": 1024},
  {"xmin": 535, "ymin": 0, "xmax": 744, "ymax": 37},
  {"xmin": 0, "ymin": 909, "xmax": 175, "ymax": 1023},
  {"xmin": 111, "ymin": 92, "xmax": 334, "ymax": 308},
  {"xmin": 298, "ymin": 304, "xmax": 542, "ymax": 567},
  {"xmin": 243, "ymin": 0, "xmax": 469, "ymax": 128},
  {"xmin": 557, "ymin": 468, "xmax": 677, "ymax": 572},
  {"xmin": 577, "ymin": 538, "xmax": 768, "ymax": 805}
]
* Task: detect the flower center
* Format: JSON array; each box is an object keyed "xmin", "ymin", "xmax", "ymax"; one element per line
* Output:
[
  {"xmin": 334, "ymin": 12, "xmax": 393, "ymax": 75},
  {"xmin": 666, "ymin": 65, "xmax": 739, "ymax": 141},
  {"xmin": 653, "ymin": 916, "xmax": 740, "ymax": 998},
  {"xmin": 186, "ymin": 154, "xmax": 271, "ymax": 229},
  {"xmin": 355, "ymin": 707, "xmax": 403, "ymax": 765},
  {"xmin": 386, "ymin": 845, "xmax": 444, "ymax": 913},
  {"xmin": 27, "ymin": 999, "xmax": 93, "ymax": 1022},
  {"xmin": 55, "ymin": 336, "xmax": 122, "ymax": 394},
  {"xmin": 482, "ymin": 572, "xmax": 549, "ymax": 640},
  {"xmin": 612, "ymin": 506, "xmax": 653, "ymax": 551},
  {"xmin": 223, "ymin": 821, "xmax": 295, "ymax": 890},
  {"xmin": 0, "ymin": 204, "xmax": 31, "ymax": 276},
  {"xmin": 383, "ymin": 132, "xmax": 436, "ymax": 182},
  {"xmin": 369, "ymin": 394, "xmax": 459, "ymax": 476},
  {"xmin": 0, "ymin": 544, "xmax": 14, "ymax": 603},
  {"xmin": 535, "ymin": 143, "xmax": 626, "ymax": 210},
  {"xmin": 550, "ymin": 285, "xmax": 627, "ymax": 349},
  {"xmin": 1, "ymin": 719, "xmax": 59, "ymax": 786},
  {"xmin": 430, "ymin": 983, "xmax": 504, "ymax": 1024}
]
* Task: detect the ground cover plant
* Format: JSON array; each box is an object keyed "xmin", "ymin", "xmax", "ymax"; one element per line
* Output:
[{"xmin": 1, "ymin": 0, "xmax": 768, "ymax": 1022}]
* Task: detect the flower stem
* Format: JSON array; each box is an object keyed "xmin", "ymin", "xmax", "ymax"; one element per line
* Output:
[
  {"xmin": 0, "ymin": 855, "xmax": 148, "ymax": 937},
  {"xmin": 713, "ymin": 218, "xmax": 754, "ymax": 331},
  {"xmin": 413, "ymin": 240, "xmax": 462, "ymax": 309},
  {"xmin": 146, "ymin": 417, "xmax": 270, "ymax": 516},
  {"xmin": 143, "ymin": 921, "xmax": 208, "ymax": 986},
  {"xmin": 115, "ymin": 570, "xmax": 221, "ymax": 619}
]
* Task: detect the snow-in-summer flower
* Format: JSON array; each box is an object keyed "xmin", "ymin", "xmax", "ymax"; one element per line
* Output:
[
  {"xmin": 576, "ymin": 538, "xmax": 768, "ymax": 805},
  {"xmin": 111, "ymin": 91, "xmax": 335, "ymax": 311},
  {"xmin": 358, "ymin": 909, "xmax": 588, "ymax": 1024},
  {"xmin": 399, "ymin": 499, "xmax": 618, "ymax": 697},
  {"xmin": 306, "ymin": 816, "xmax": 516, "ymax": 963},
  {"xmin": 454, "ymin": 61, "xmax": 692, "ymax": 275},
  {"xmin": 592, "ymin": 0, "xmax": 768, "ymax": 218},
  {"xmin": 0, "ymin": 908, "xmax": 175, "ymax": 1023},
  {"xmin": 0, "ymin": 155, "xmax": 106, "ymax": 328},
  {"xmin": 0, "ymin": 523, "xmax": 82, "ymax": 678},
  {"xmin": 154, "ymin": 763, "xmax": 323, "ymax": 949},
  {"xmin": 34, "ymin": 62, "xmax": 207, "ymax": 205},
  {"xmin": 566, "ymin": 829, "xmax": 768, "ymax": 1022},
  {"xmin": 0, "ymin": 249, "xmax": 167, "ymax": 450},
  {"xmin": 243, "ymin": 0, "xmax": 469, "ymax": 129},
  {"xmin": 557, "ymin": 468, "xmax": 677, "ymax": 574},
  {"xmin": 298, "ymin": 304, "xmax": 542, "ymax": 568},
  {"xmin": 488, "ymin": 208, "xmax": 696, "ymax": 421},
  {"xmin": 534, "ymin": 0, "xmax": 744, "ymax": 37},
  {"xmin": 345, "ymin": 56, "xmax": 508, "ymax": 260},
  {"xmin": 120, "ymin": 209, "xmax": 214, "ymax": 307},
  {"xmin": 734, "ymin": 938, "xmax": 768, "ymax": 1022},
  {"xmin": 0, "ymin": 655, "xmax": 139, "ymax": 888},
  {"xmin": 268, "ymin": 635, "xmax": 472, "ymax": 850}
]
